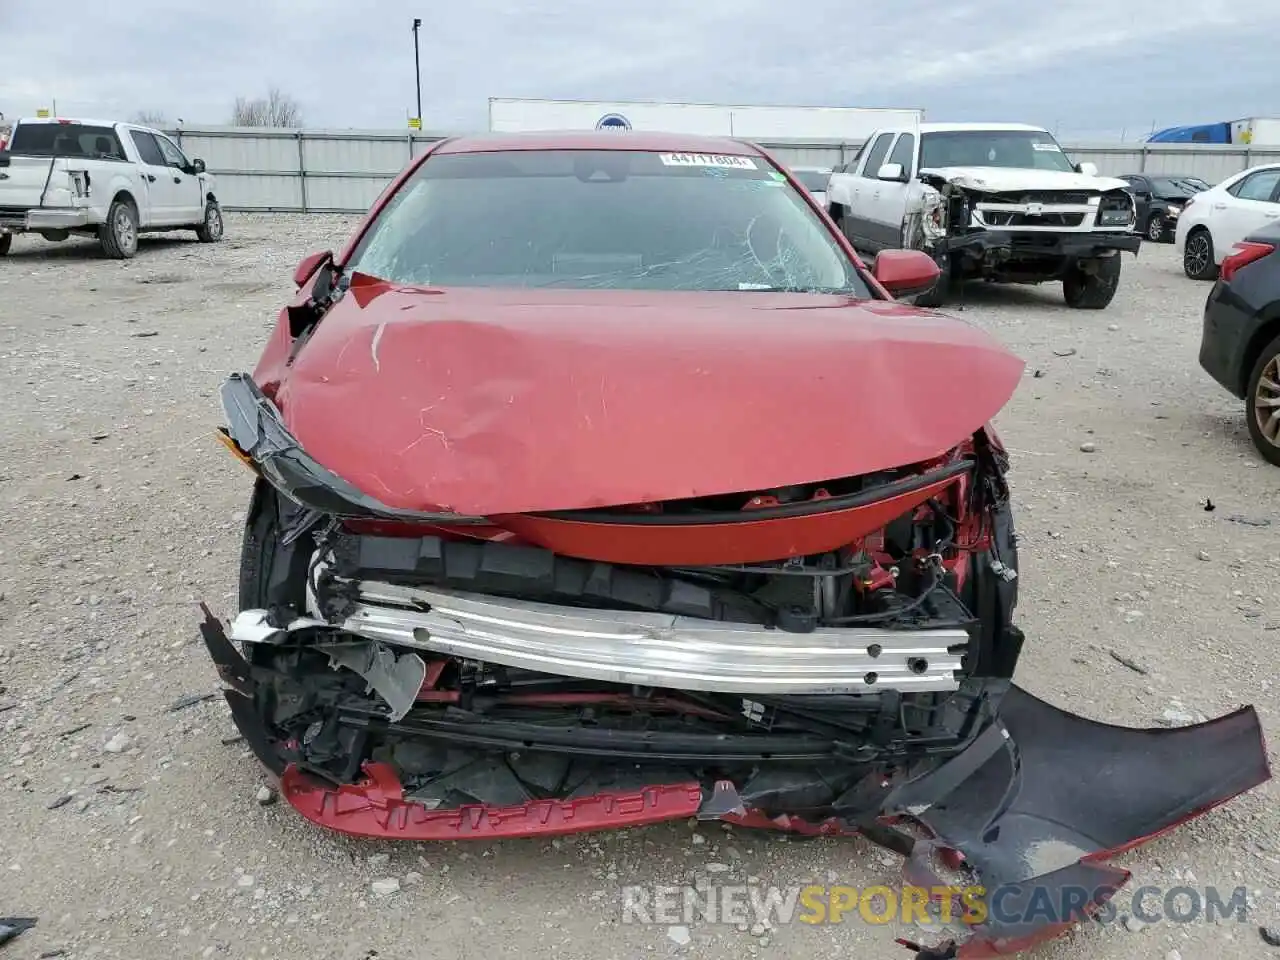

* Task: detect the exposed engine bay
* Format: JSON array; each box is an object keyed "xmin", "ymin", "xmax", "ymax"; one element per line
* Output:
[{"xmin": 220, "ymin": 431, "xmax": 1022, "ymax": 817}]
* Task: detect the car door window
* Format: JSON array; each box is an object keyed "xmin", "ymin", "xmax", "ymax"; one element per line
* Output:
[
  {"xmin": 155, "ymin": 134, "xmax": 189, "ymax": 170},
  {"xmin": 859, "ymin": 133, "xmax": 895, "ymax": 177},
  {"xmin": 886, "ymin": 133, "xmax": 915, "ymax": 176},
  {"xmin": 1229, "ymin": 170, "xmax": 1280, "ymax": 202},
  {"xmin": 130, "ymin": 130, "xmax": 166, "ymax": 166}
]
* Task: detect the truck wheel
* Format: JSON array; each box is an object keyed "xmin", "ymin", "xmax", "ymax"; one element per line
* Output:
[
  {"xmin": 0, "ymin": 233, "xmax": 11, "ymax": 257},
  {"xmin": 99, "ymin": 199, "xmax": 139, "ymax": 259},
  {"xmin": 196, "ymin": 200, "xmax": 224, "ymax": 243},
  {"xmin": 1063, "ymin": 255, "xmax": 1122, "ymax": 309},
  {"xmin": 1183, "ymin": 228, "xmax": 1218, "ymax": 280},
  {"xmin": 913, "ymin": 258, "xmax": 950, "ymax": 308},
  {"xmin": 1245, "ymin": 332, "xmax": 1280, "ymax": 468}
]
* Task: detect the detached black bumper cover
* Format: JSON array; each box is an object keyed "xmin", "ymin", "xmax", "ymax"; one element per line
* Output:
[
  {"xmin": 939, "ymin": 229, "xmax": 1143, "ymax": 261},
  {"xmin": 897, "ymin": 686, "xmax": 1269, "ymax": 957},
  {"xmin": 200, "ymin": 607, "xmax": 1269, "ymax": 959}
]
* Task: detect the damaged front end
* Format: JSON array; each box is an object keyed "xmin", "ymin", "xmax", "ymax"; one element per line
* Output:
[
  {"xmin": 204, "ymin": 374, "xmax": 1269, "ymax": 958},
  {"xmin": 913, "ymin": 172, "xmax": 1141, "ymax": 284}
]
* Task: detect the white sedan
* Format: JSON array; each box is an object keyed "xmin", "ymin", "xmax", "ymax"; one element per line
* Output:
[{"xmin": 1176, "ymin": 163, "xmax": 1280, "ymax": 279}]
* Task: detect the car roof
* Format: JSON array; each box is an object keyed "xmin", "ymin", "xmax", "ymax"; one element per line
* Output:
[
  {"xmin": 1218, "ymin": 163, "xmax": 1280, "ymax": 186},
  {"xmin": 914, "ymin": 122, "xmax": 1049, "ymax": 134},
  {"xmin": 16, "ymin": 117, "xmax": 122, "ymax": 128},
  {"xmin": 431, "ymin": 130, "xmax": 766, "ymax": 156},
  {"xmin": 1117, "ymin": 173, "xmax": 1208, "ymax": 181}
]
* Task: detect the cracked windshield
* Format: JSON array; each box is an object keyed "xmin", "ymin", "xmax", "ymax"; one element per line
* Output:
[{"xmin": 349, "ymin": 149, "xmax": 869, "ymax": 296}]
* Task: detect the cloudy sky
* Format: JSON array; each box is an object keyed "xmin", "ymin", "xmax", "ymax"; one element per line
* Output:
[{"xmin": 1, "ymin": 0, "xmax": 1276, "ymax": 140}]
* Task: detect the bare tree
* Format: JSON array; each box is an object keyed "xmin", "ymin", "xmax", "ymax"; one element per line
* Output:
[
  {"xmin": 230, "ymin": 88, "xmax": 303, "ymax": 127},
  {"xmin": 131, "ymin": 110, "xmax": 169, "ymax": 127}
]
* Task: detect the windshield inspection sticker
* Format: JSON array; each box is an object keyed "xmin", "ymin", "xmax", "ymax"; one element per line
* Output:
[
  {"xmin": 660, "ymin": 153, "xmax": 758, "ymax": 170},
  {"xmin": 1032, "ymin": 142, "xmax": 1062, "ymax": 151}
]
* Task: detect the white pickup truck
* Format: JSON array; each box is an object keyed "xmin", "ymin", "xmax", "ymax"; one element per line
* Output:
[
  {"xmin": 0, "ymin": 117, "xmax": 223, "ymax": 259},
  {"xmin": 825, "ymin": 122, "xmax": 1140, "ymax": 309}
]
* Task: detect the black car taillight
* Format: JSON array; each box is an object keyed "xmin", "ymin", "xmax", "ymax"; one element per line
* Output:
[{"xmin": 1221, "ymin": 241, "xmax": 1276, "ymax": 282}]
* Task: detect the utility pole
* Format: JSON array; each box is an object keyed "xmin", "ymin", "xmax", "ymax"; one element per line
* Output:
[{"xmin": 412, "ymin": 18, "xmax": 423, "ymax": 127}]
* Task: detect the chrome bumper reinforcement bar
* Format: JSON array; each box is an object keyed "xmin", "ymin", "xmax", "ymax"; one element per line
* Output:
[{"xmin": 328, "ymin": 580, "xmax": 967, "ymax": 696}]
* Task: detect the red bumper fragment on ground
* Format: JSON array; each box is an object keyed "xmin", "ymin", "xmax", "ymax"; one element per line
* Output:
[{"xmin": 280, "ymin": 762, "xmax": 705, "ymax": 840}]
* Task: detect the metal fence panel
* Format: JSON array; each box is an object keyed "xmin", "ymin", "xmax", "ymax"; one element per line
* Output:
[{"xmin": 158, "ymin": 126, "xmax": 1280, "ymax": 214}]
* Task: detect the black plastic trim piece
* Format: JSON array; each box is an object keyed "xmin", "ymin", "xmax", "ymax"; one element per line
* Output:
[{"xmin": 534, "ymin": 459, "xmax": 974, "ymax": 526}]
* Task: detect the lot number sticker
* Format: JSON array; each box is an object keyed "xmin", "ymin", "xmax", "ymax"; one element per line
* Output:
[{"xmin": 659, "ymin": 153, "xmax": 758, "ymax": 170}]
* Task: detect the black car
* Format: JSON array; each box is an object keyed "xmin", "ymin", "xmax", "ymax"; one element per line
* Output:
[
  {"xmin": 1119, "ymin": 173, "xmax": 1210, "ymax": 243},
  {"xmin": 1199, "ymin": 221, "xmax": 1280, "ymax": 465}
]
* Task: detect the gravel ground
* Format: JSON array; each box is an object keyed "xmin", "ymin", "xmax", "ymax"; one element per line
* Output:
[{"xmin": 1, "ymin": 216, "xmax": 1278, "ymax": 960}]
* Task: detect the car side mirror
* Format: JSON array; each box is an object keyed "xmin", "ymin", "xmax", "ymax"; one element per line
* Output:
[
  {"xmin": 293, "ymin": 250, "xmax": 333, "ymax": 287},
  {"xmin": 872, "ymin": 249, "xmax": 940, "ymax": 299},
  {"xmin": 1074, "ymin": 161, "xmax": 1099, "ymax": 177},
  {"xmin": 877, "ymin": 162, "xmax": 908, "ymax": 182},
  {"xmin": 191, "ymin": 158, "xmax": 206, "ymax": 174}
]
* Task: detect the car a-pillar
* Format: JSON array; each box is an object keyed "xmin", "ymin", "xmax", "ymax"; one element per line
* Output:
[{"xmin": 1062, "ymin": 252, "xmax": 1123, "ymax": 310}]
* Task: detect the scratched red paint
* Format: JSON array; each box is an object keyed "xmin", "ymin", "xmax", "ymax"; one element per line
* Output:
[{"xmin": 255, "ymin": 278, "xmax": 1023, "ymax": 517}]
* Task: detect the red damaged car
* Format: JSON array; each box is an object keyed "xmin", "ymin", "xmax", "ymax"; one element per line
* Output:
[{"xmin": 204, "ymin": 132, "xmax": 1268, "ymax": 958}]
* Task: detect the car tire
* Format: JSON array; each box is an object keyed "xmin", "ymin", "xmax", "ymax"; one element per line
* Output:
[
  {"xmin": 963, "ymin": 495, "xmax": 1019, "ymax": 649},
  {"xmin": 1183, "ymin": 227, "xmax": 1218, "ymax": 280},
  {"xmin": 1062, "ymin": 255, "xmax": 1122, "ymax": 309},
  {"xmin": 239, "ymin": 479, "xmax": 312, "ymax": 610},
  {"xmin": 912, "ymin": 262, "xmax": 950, "ymax": 308},
  {"xmin": 98, "ymin": 198, "xmax": 138, "ymax": 259},
  {"xmin": 196, "ymin": 199, "xmax": 224, "ymax": 243},
  {"xmin": 1145, "ymin": 213, "xmax": 1166, "ymax": 243},
  {"xmin": 1245, "ymin": 332, "xmax": 1280, "ymax": 468},
  {"xmin": 0, "ymin": 232, "xmax": 11, "ymax": 257},
  {"xmin": 237, "ymin": 478, "xmax": 319, "ymax": 662}
]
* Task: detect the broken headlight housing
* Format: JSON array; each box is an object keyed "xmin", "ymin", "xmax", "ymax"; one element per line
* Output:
[{"xmin": 1097, "ymin": 192, "xmax": 1136, "ymax": 228}]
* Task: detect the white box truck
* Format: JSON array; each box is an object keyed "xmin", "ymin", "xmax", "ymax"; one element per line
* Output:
[
  {"xmin": 486, "ymin": 98, "xmax": 924, "ymax": 142},
  {"xmin": 1231, "ymin": 117, "xmax": 1280, "ymax": 146}
]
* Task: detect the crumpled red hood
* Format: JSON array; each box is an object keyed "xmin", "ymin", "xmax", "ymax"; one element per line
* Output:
[{"xmin": 270, "ymin": 280, "xmax": 1024, "ymax": 516}]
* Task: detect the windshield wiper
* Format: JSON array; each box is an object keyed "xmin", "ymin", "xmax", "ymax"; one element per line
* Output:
[{"xmin": 726, "ymin": 284, "xmax": 857, "ymax": 295}]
